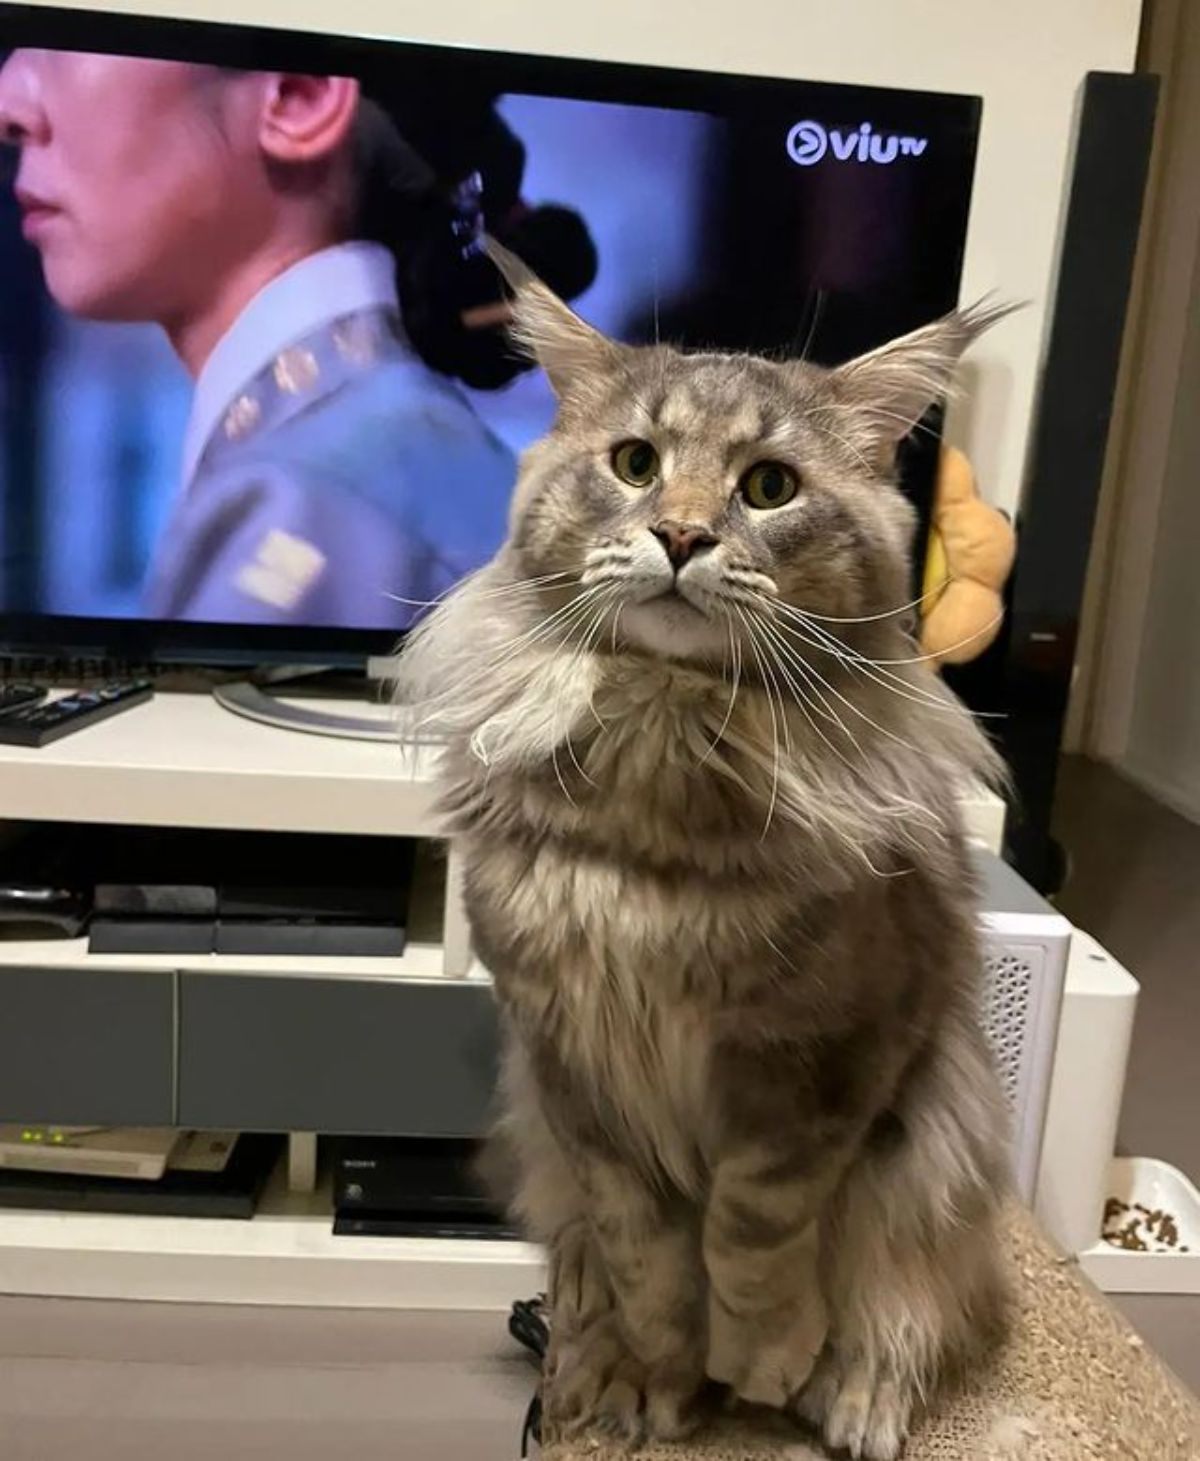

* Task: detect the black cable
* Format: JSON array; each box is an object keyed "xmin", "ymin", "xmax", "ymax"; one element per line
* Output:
[
  {"xmin": 520, "ymin": 1393, "xmax": 542, "ymax": 1458},
  {"xmin": 509, "ymin": 1295, "xmax": 549, "ymax": 1455},
  {"xmin": 508, "ymin": 1295, "xmax": 550, "ymax": 1359}
]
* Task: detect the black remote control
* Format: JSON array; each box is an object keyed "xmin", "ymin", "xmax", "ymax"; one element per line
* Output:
[
  {"xmin": 0, "ymin": 684, "xmax": 46, "ymax": 714},
  {"xmin": 0, "ymin": 682, "xmax": 154, "ymax": 747}
]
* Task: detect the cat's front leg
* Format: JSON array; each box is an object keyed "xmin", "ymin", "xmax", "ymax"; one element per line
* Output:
[
  {"xmin": 545, "ymin": 1156, "xmax": 708, "ymax": 1446},
  {"xmin": 703, "ymin": 1146, "xmax": 829, "ymax": 1407},
  {"xmin": 701, "ymin": 1025, "xmax": 900, "ymax": 1411}
]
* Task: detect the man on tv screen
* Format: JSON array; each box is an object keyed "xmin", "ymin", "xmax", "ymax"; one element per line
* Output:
[{"xmin": 0, "ymin": 50, "xmax": 596, "ymax": 627}]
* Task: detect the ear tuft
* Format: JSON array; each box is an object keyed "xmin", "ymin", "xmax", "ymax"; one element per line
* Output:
[
  {"xmin": 483, "ymin": 235, "xmax": 615, "ymax": 396},
  {"xmin": 481, "ymin": 235, "xmax": 539, "ymax": 294},
  {"xmin": 833, "ymin": 296, "xmax": 1020, "ymax": 448}
]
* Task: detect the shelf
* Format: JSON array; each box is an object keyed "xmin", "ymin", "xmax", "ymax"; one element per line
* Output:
[
  {"xmin": 0, "ymin": 690, "xmax": 1008, "ymax": 849},
  {"xmin": 0, "ymin": 823, "xmax": 470, "ymax": 980},
  {"xmin": 0, "ymin": 1160, "xmax": 544, "ymax": 1310},
  {"xmin": 0, "ymin": 934, "xmax": 489, "ymax": 982},
  {"xmin": 0, "ymin": 692, "xmax": 440, "ymax": 837},
  {"xmin": 0, "ymin": 782, "xmax": 476, "ymax": 978}
]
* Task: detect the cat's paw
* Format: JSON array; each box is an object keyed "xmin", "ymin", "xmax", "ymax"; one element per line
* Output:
[
  {"xmin": 545, "ymin": 1314, "xmax": 706, "ymax": 1445},
  {"xmin": 794, "ymin": 1351, "xmax": 913, "ymax": 1461},
  {"xmin": 706, "ymin": 1291, "xmax": 828, "ymax": 1409}
]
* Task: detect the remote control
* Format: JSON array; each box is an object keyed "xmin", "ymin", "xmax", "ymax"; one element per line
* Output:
[
  {"xmin": 0, "ymin": 681, "xmax": 154, "ymax": 747},
  {"xmin": 0, "ymin": 685, "xmax": 46, "ymax": 714}
]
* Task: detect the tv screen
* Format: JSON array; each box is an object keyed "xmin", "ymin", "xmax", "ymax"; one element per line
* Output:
[{"xmin": 0, "ymin": 4, "xmax": 980, "ymax": 666}]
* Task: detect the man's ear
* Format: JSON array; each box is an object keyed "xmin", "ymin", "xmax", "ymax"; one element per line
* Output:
[
  {"xmin": 259, "ymin": 74, "xmax": 359, "ymax": 164},
  {"xmin": 484, "ymin": 237, "xmax": 617, "ymax": 397},
  {"xmin": 829, "ymin": 299, "xmax": 1018, "ymax": 451}
]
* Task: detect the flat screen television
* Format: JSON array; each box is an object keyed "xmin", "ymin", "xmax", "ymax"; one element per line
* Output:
[{"xmin": 0, "ymin": 3, "xmax": 981, "ymax": 670}]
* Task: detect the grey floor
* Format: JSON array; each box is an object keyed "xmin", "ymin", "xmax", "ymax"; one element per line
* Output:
[
  {"xmin": 0, "ymin": 1299, "xmax": 535, "ymax": 1460},
  {"xmin": 0, "ymin": 756, "xmax": 1196, "ymax": 1459}
]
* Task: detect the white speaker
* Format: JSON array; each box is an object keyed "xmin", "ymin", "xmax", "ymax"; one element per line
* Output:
[{"xmin": 974, "ymin": 850, "xmax": 1072, "ymax": 1200}]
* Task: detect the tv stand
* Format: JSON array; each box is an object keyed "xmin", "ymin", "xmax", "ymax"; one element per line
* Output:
[
  {"xmin": 0, "ymin": 691, "xmax": 1006, "ymax": 1308},
  {"xmin": 214, "ymin": 681, "xmax": 400, "ymax": 742},
  {"xmin": 215, "ymin": 658, "xmax": 425, "ymax": 742}
]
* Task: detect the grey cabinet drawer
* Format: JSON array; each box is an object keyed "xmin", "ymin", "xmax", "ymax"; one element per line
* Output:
[
  {"xmin": 178, "ymin": 975, "xmax": 499, "ymax": 1135},
  {"xmin": 0, "ymin": 967, "xmax": 174, "ymax": 1125}
]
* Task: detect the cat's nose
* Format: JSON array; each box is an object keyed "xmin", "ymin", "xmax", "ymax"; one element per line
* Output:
[{"xmin": 651, "ymin": 519, "xmax": 718, "ymax": 569}]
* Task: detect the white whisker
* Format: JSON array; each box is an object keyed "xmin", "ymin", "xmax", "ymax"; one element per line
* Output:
[
  {"xmin": 609, "ymin": 601, "xmax": 624, "ymax": 655},
  {"xmin": 863, "ymin": 611, "xmax": 1006, "ymax": 665},
  {"xmin": 756, "ymin": 615, "xmax": 868, "ymax": 770},
  {"xmin": 736, "ymin": 607, "xmax": 943, "ymax": 863},
  {"xmin": 574, "ymin": 593, "xmax": 618, "ymax": 741},
  {"xmin": 548, "ymin": 735, "xmax": 575, "ymax": 806},
  {"xmin": 754, "ymin": 617, "xmax": 944, "ymax": 835},
  {"xmin": 754, "ymin": 611, "xmax": 931, "ymax": 760},
  {"xmin": 784, "ymin": 582, "xmax": 949, "ymax": 625},
  {"xmin": 798, "ymin": 287, "xmax": 825, "ymax": 364},
  {"xmin": 760, "ymin": 596, "xmax": 981, "ymax": 718},
  {"xmin": 733, "ymin": 606, "xmax": 783, "ymax": 837},
  {"xmin": 775, "ymin": 612, "xmax": 967, "ymax": 718},
  {"xmin": 383, "ymin": 570, "xmax": 574, "ymax": 614},
  {"xmin": 698, "ymin": 612, "xmax": 743, "ymax": 768}
]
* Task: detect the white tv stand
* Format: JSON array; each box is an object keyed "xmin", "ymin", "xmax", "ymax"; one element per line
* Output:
[{"xmin": 0, "ymin": 691, "xmax": 1007, "ymax": 1309}]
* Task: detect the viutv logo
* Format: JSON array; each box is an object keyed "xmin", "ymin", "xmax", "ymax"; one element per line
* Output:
[{"xmin": 787, "ymin": 120, "xmax": 928, "ymax": 167}]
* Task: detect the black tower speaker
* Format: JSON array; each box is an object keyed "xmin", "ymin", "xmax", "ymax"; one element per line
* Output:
[{"xmin": 948, "ymin": 71, "xmax": 1159, "ymax": 893}]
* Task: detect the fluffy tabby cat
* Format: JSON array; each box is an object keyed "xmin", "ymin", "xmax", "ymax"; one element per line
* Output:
[{"xmin": 397, "ymin": 245, "xmax": 1012, "ymax": 1460}]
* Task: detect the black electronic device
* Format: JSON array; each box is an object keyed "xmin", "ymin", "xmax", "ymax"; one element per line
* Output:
[
  {"xmin": 0, "ymin": 1, "xmax": 980, "ymax": 674},
  {"xmin": 212, "ymin": 921, "xmax": 405, "ymax": 956},
  {"xmin": 945, "ymin": 73, "xmax": 1159, "ymax": 891},
  {"xmin": 0, "ymin": 680, "xmax": 153, "ymax": 745},
  {"xmin": 88, "ymin": 872, "xmax": 410, "ymax": 955},
  {"xmin": 0, "ymin": 882, "xmax": 89, "ymax": 936},
  {"xmin": 87, "ymin": 918, "xmax": 214, "ymax": 954},
  {"xmin": 0, "ymin": 823, "xmax": 413, "ymax": 952},
  {"xmin": 82, "ymin": 829, "xmax": 413, "ymax": 955},
  {"xmin": 0, "ymin": 1131, "xmax": 280, "ymax": 1218},
  {"xmin": 331, "ymin": 1136, "xmax": 518, "ymax": 1239}
]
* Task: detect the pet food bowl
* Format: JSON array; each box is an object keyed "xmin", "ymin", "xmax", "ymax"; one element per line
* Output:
[{"xmin": 1080, "ymin": 1156, "xmax": 1200, "ymax": 1294}]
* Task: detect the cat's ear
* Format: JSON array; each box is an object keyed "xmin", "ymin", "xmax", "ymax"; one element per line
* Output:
[
  {"xmin": 484, "ymin": 236, "xmax": 616, "ymax": 396},
  {"xmin": 829, "ymin": 299, "xmax": 1016, "ymax": 449}
]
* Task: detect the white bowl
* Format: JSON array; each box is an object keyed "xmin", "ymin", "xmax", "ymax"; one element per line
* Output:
[{"xmin": 1079, "ymin": 1157, "xmax": 1200, "ymax": 1294}]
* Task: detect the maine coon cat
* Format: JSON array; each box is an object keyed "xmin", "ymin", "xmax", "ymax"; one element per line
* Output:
[{"xmin": 397, "ymin": 244, "xmax": 1012, "ymax": 1460}]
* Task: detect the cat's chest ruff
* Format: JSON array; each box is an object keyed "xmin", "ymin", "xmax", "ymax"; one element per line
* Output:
[
  {"xmin": 559, "ymin": 969, "xmax": 712, "ymax": 1193},
  {"xmin": 479, "ymin": 828, "xmax": 774, "ymax": 976},
  {"xmin": 574, "ymin": 672, "xmax": 766, "ymax": 833},
  {"xmin": 467, "ymin": 665, "xmax": 796, "ymax": 969},
  {"xmin": 474, "ymin": 831, "xmax": 722, "ymax": 1192}
]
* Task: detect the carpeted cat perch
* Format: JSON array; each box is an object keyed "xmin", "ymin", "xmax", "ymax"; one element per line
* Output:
[{"xmin": 543, "ymin": 1207, "xmax": 1198, "ymax": 1461}]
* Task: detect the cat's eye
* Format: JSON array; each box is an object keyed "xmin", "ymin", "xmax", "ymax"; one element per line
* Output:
[
  {"xmin": 740, "ymin": 460, "xmax": 799, "ymax": 510},
  {"xmin": 612, "ymin": 439, "xmax": 660, "ymax": 488}
]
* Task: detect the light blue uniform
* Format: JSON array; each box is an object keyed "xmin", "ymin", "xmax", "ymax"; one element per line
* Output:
[{"xmin": 143, "ymin": 243, "xmax": 514, "ymax": 628}]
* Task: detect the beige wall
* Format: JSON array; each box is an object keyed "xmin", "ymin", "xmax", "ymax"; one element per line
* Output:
[{"xmin": 16, "ymin": 0, "xmax": 1142, "ymax": 516}]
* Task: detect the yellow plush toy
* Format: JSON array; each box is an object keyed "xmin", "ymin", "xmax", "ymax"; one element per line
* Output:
[{"xmin": 919, "ymin": 445, "xmax": 1016, "ymax": 665}]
